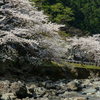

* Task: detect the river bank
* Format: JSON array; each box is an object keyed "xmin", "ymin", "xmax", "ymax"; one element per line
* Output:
[{"xmin": 1, "ymin": 76, "xmax": 100, "ymax": 100}]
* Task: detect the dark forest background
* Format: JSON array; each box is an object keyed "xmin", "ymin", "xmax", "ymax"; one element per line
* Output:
[{"xmin": 32, "ymin": 0, "xmax": 100, "ymax": 35}]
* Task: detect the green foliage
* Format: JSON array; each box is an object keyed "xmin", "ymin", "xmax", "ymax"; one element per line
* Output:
[
  {"xmin": 58, "ymin": 31, "xmax": 71, "ymax": 40},
  {"xmin": 50, "ymin": 3, "xmax": 74, "ymax": 24},
  {"xmin": 30, "ymin": 60, "xmax": 66, "ymax": 80},
  {"xmin": 66, "ymin": 62, "xmax": 100, "ymax": 69},
  {"xmin": 32, "ymin": 0, "xmax": 100, "ymax": 35}
]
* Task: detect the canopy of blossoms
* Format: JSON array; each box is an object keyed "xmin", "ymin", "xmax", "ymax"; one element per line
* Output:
[{"xmin": 66, "ymin": 34, "xmax": 100, "ymax": 64}]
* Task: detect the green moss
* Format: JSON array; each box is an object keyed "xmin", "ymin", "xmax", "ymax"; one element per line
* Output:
[
  {"xmin": 66, "ymin": 62, "xmax": 100, "ymax": 69},
  {"xmin": 51, "ymin": 61, "xmax": 63, "ymax": 67}
]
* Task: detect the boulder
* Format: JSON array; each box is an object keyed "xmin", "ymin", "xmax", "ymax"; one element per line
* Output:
[
  {"xmin": 11, "ymin": 82, "xmax": 27, "ymax": 98},
  {"xmin": 29, "ymin": 87, "xmax": 46, "ymax": 98},
  {"xmin": 59, "ymin": 91, "xmax": 81, "ymax": 98},
  {"xmin": 45, "ymin": 83, "xmax": 56, "ymax": 89},
  {"xmin": 55, "ymin": 82, "xmax": 66, "ymax": 90},
  {"xmin": 96, "ymin": 91, "xmax": 100, "ymax": 97},
  {"xmin": 74, "ymin": 97, "xmax": 86, "ymax": 100},
  {"xmin": 82, "ymin": 88, "xmax": 97, "ymax": 94},
  {"xmin": 0, "ymin": 80, "xmax": 11, "ymax": 94},
  {"xmin": 93, "ymin": 81, "xmax": 100, "ymax": 85},
  {"xmin": 1, "ymin": 93, "xmax": 16, "ymax": 100},
  {"xmin": 81, "ymin": 79, "xmax": 92, "ymax": 88},
  {"xmin": 1, "ymin": 94, "xmax": 10, "ymax": 100},
  {"xmin": 66, "ymin": 80, "xmax": 82, "ymax": 91},
  {"xmin": 38, "ymin": 80, "xmax": 53, "ymax": 88}
]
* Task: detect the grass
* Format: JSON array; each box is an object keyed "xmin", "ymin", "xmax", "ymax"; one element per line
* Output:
[
  {"xmin": 31, "ymin": 60, "xmax": 100, "ymax": 80},
  {"xmin": 42, "ymin": 60, "xmax": 100, "ymax": 70},
  {"xmin": 31, "ymin": 60, "xmax": 66, "ymax": 80},
  {"xmin": 64, "ymin": 62, "xmax": 100, "ymax": 69},
  {"xmin": 38, "ymin": 59, "xmax": 100, "ymax": 71},
  {"xmin": 51, "ymin": 61, "xmax": 63, "ymax": 67}
]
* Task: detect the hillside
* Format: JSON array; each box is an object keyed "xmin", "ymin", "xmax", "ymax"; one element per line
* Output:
[
  {"xmin": 0, "ymin": 0, "xmax": 100, "ymax": 79},
  {"xmin": 1, "ymin": 1, "xmax": 100, "ymax": 100},
  {"xmin": 32, "ymin": 0, "xmax": 100, "ymax": 35},
  {"xmin": 0, "ymin": 0, "xmax": 71, "ymax": 77}
]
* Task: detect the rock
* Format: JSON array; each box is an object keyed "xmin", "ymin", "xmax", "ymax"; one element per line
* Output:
[
  {"xmin": 94, "ymin": 78, "xmax": 100, "ymax": 81},
  {"xmin": 22, "ymin": 97, "xmax": 30, "ymax": 100},
  {"xmin": 45, "ymin": 76, "xmax": 50, "ymax": 80},
  {"xmin": 0, "ymin": 94, "xmax": 2, "ymax": 97},
  {"xmin": 26, "ymin": 83, "xmax": 36, "ymax": 88},
  {"xmin": 1, "ymin": 93, "xmax": 16, "ymax": 100},
  {"xmin": 0, "ymin": 81, "xmax": 4, "ymax": 94},
  {"xmin": 38, "ymin": 81, "xmax": 47, "ymax": 87},
  {"xmin": 82, "ymin": 79, "xmax": 92, "ymax": 87},
  {"xmin": 27, "ymin": 84, "xmax": 37, "ymax": 93},
  {"xmin": 74, "ymin": 97, "xmax": 86, "ymax": 100},
  {"xmin": 29, "ymin": 87, "xmax": 46, "ymax": 98},
  {"xmin": 1, "ymin": 94, "xmax": 10, "ymax": 100},
  {"xmin": 39, "ymin": 98, "xmax": 49, "ymax": 100},
  {"xmin": 66, "ymin": 80, "xmax": 82, "ymax": 91},
  {"xmin": 45, "ymin": 83, "xmax": 56, "ymax": 89},
  {"xmin": 34, "ymin": 87, "xmax": 46, "ymax": 98},
  {"xmin": 95, "ymin": 86, "xmax": 100, "ymax": 90},
  {"xmin": 59, "ymin": 91, "xmax": 82, "ymax": 98},
  {"xmin": 82, "ymin": 88, "xmax": 96, "ymax": 94},
  {"xmin": 61, "ymin": 98, "xmax": 68, "ymax": 100},
  {"xmin": 11, "ymin": 82, "xmax": 27, "ymax": 98},
  {"xmin": 0, "ymin": 1, "xmax": 3, "ymax": 4},
  {"xmin": 55, "ymin": 82, "xmax": 66, "ymax": 90},
  {"xmin": 10, "ymin": 95, "xmax": 17, "ymax": 100},
  {"xmin": 3, "ymin": 80, "xmax": 11, "ymax": 94},
  {"xmin": 1, "ymin": 77, "xmax": 100, "ymax": 100},
  {"xmin": 93, "ymin": 81, "xmax": 100, "ymax": 85},
  {"xmin": 0, "ymin": 80, "xmax": 11, "ymax": 94},
  {"xmin": 55, "ymin": 90, "xmax": 65, "ymax": 96},
  {"xmin": 96, "ymin": 91, "xmax": 100, "ymax": 97}
]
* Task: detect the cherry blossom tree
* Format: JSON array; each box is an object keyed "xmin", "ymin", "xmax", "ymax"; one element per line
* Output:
[{"xmin": 66, "ymin": 34, "xmax": 100, "ymax": 66}]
